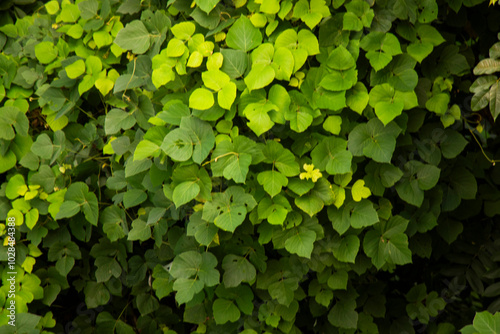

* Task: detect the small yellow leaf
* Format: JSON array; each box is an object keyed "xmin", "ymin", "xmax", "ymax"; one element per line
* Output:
[
  {"xmin": 352, "ymin": 180, "xmax": 371, "ymax": 202},
  {"xmin": 299, "ymin": 163, "xmax": 322, "ymax": 182}
]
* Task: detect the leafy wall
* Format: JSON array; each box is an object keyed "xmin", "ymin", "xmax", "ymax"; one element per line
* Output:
[{"xmin": 0, "ymin": 0, "xmax": 500, "ymax": 333}]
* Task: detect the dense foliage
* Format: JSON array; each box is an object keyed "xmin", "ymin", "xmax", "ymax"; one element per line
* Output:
[{"xmin": 1, "ymin": 0, "xmax": 500, "ymax": 333}]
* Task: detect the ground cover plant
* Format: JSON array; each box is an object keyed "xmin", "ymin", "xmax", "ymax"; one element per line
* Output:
[{"xmin": 1, "ymin": 0, "xmax": 500, "ymax": 333}]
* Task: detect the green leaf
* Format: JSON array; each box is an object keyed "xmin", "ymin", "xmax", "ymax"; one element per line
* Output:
[
  {"xmin": 31, "ymin": 133, "xmax": 54, "ymax": 159},
  {"xmin": 272, "ymin": 47, "xmax": 294, "ymax": 80},
  {"xmin": 258, "ymin": 196, "xmax": 290, "ymax": 225},
  {"xmin": 320, "ymin": 68, "xmax": 357, "ymax": 91},
  {"xmin": 127, "ymin": 219, "xmax": 151, "ymax": 241},
  {"xmin": 211, "ymin": 137, "xmax": 257, "ymax": 182},
  {"xmin": 46, "ymin": 1, "xmax": 60, "ymax": 14},
  {"xmin": 56, "ymin": 255, "xmax": 75, "ymax": 276},
  {"xmin": 202, "ymin": 69, "xmax": 230, "ymax": 92},
  {"xmin": 323, "ymin": 115, "xmax": 342, "ymax": 135},
  {"xmin": 222, "ymin": 254, "xmax": 256, "ymax": 288},
  {"xmin": 189, "ymin": 88, "xmax": 215, "ymax": 110},
  {"xmin": 166, "ymin": 38, "xmax": 186, "ymax": 57},
  {"xmin": 136, "ymin": 293, "xmax": 159, "ymax": 316},
  {"xmin": 450, "ymin": 167, "xmax": 477, "ymax": 200},
  {"xmin": 369, "ymin": 84, "xmax": 405, "ymax": 124},
  {"xmin": 220, "ymin": 49, "xmax": 248, "ymax": 78},
  {"xmin": 6, "ymin": 174, "xmax": 27, "ymax": 200},
  {"xmin": 268, "ymin": 278, "xmax": 297, "ymax": 306},
  {"xmin": 171, "ymin": 251, "xmax": 219, "ymax": 289},
  {"xmin": 67, "ymin": 24, "xmax": 83, "ymax": 39},
  {"xmin": 417, "ymin": 164, "xmax": 440, "ymax": 190},
  {"xmin": 56, "ymin": 201, "xmax": 80, "ymax": 219},
  {"xmin": 257, "ymin": 170, "xmax": 288, "ymax": 197},
  {"xmin": 295, "ymin": 194, "xmax": 324, "ymax": 217},
  {"xmin": 366, "ymin": 51, "xmax": 392, "ymax": 71},
  {"xmin": 25, "ymin": 209, "xmax": 39, "ymax": 229},
  {"xmin": 363, "ymin": 217, "xmax": 412, "ymax": 269},
  {"xmin": 195, "ymin": 0, "xmax": 220, "ymax": 14},
  {"xmin": 152, "ymin": 265, "xmax": 174, "ymax": 300},
  {"xmin": 82, "ymin": 192, "xmax": 98, "ymax": 226},
  {"xmin": 327, "ymin": 270, "xmax": 348, "ymax": 290},
  {"xmin": 376, "ymin": 100, "xmax": 405, "ymax": 125},
  {"xmin": 105, "ymin": 109, "xmax": 136, "ymax": 135},
  {"xmin": 100, "ymin": 206, "xmax": 126, "ymax": 241},
  {"xmin": 328, "ymin": 299, "xmax": 358, "ymax": 329},
  {"xmin": 262, "ymin": 141, "xmax": 300, "ymax": 176},
  {"xmin": 173, "ymin": 181, "xmax": 200, "ymax": 208},
  {"xmin": 332, "ymin": 234, "xmax": 360, "ymax": 263},
  {"xmin": 407, "ymin": 42, "xmax": 433, "ymax": 63},
  {"xmin": 95, "ymin": 256, "xmax": 121, "ymax": 282},
  {"xmin": 437, "ymin": 219, "xmax": 463, "ymax": 244},
  {"xmin": 203, "ymin": 186, "xmax": 256, "ymax": 231},
  {"xmin": 260, "ymin": 0, "xmax": 280, "ymax": 13},
  {"xmin": 349, "ymin": 199, "xmax": 379, "ymax": 228},
  {"xmin": 213, "ymin": 298, "xmax": 240, "ymax": 325},
  {"xmin": 218, "ymin": 81, "xmax": 237, "ymax": 110},
  {"xmin": 161, "ymin": 128, "xmax": 193, "ymax": 161},
  {"xmin": 35, "ymin": 41, "xmax": 58, "ymax": 64},
  {"xmin": 157, "ymin": 100, "xmax": 190, "ymax": 125},
  {"xmin": 173, "ymin": 278, "xmax": 204, "ymax": 304},
  {"xmin": 426, "ymin": 93, "xmax": 450, "ymax": 115},
  {"xmin": 114, "ymin": 20, "xmax": 151, "ymax": 54},
  {"xmin": 171, "ymin": 251, "xmax": 202, "ymax": 279},
  {"xmin": 214, "ymin": 205, "xmax": 247, "ymax": 232},
  {"xmin": 381, "ymin": 33, "xmax": 402, "ymax": 55},
  {"xmin": 171, "ymin": 22, "xmax": 196, "ymax": 40},
  {"xmin": 123, "ymin": 189, "xmax": 147, "ymax": 208},
  {"xmin": 343, "ymin": 12, "xmax": 363, "ymax": 31},
  {"xmin": 471, "ymin": 311, "xmax": 500, "ymax": 333},
  {"xmin": 0, "ymin": 151, "xmax": 16, "ymax": 174},
  {"xmin": 181, "ymin": 117, "xmax": 215, "ymax": 164},
  {"xmin": 347, "ymin": 82, "xmax": 370, "ymax": 114},
  {"xmin": 311, "ymin": 137, "xmax": 352, "ymax": 175},
  {"xmin": 187, "ymin": 212, "xmax": 218, "ymax": 246},
  {"xmin": 134, "ymin": 140, "xmax": 160, "ymax": 161},
  {"xmin": 226, "ymin": 16, "xmax": 262, "ymax": 52},
  {"xmin": 385, "ymin": 233, "xmax": 412, "ymax": 265},
  {"xmin": 284, "ymin": 227, "xmax": 316, "ymax": 258},
  {"xmin": 396, "ymin": 179, "xmax": 423, "ymax": 207},
  {"xmin": 243, "ymin": 101, "xmax": 276, "ymax": 136},
  {"xmin": 245, "ymin": 63, "xmax": 275, "ymax": 91},
  {"xmin": 418, "ymin": 24, "xmax": 445, "ymax": 46},
  {"xmin": 226, "ymin": 153, "xmax": 253, "ymax": 183},
  {"xmin": 65, "ymin": 59, "xmax": 85, "ymax": 79},
  {"xmin": 348, "ymin": 118, "xmax": 400, "ymax": 163},
  {"xmin": 78, "ymin": 0, "xmax": 98, "ymax": 19}
]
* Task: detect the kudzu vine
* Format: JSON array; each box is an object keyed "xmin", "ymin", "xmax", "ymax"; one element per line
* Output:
[{"xmin": 0, "ymin": 0, "xmax": 500, "ymax": 333}]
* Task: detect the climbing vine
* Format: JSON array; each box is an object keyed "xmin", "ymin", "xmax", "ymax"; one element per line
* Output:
[{"xmin": 1, "ymin": 0, "xmax": 500, "ymax": 333}]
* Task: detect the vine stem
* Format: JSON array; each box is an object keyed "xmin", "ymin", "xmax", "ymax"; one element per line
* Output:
[
  {"xmin": 113, "ymin": 299, "xmax": 132, "ymax": 332},
  {"xmin": 201, "ymin": 151, "xmax": 238, "ymax": 166},
  {"xmin": 468, "ymin": 128, "xmax": 500, "ymax": 166}
]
